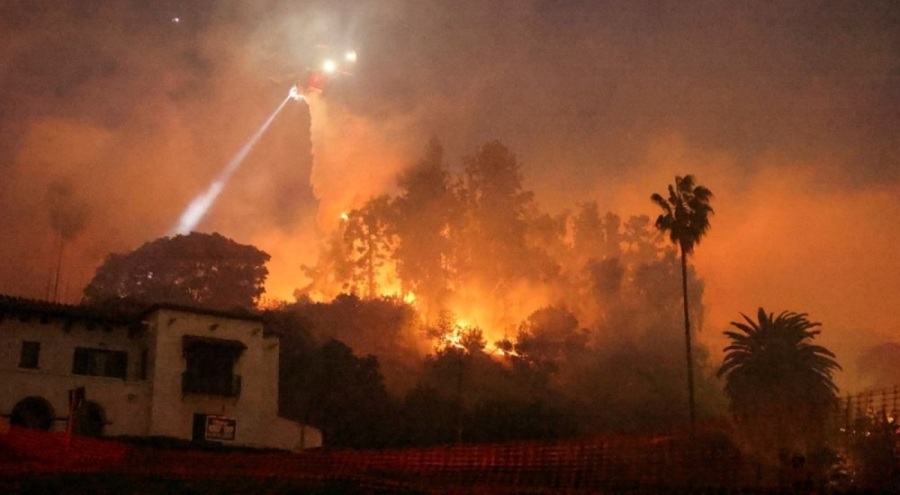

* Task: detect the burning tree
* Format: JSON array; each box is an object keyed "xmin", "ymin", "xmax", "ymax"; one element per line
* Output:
[
  {"xmin": 458, "ymin": 140, "xmax": 548, "ymax": 285},
  {"xmin": 341, "ymin": 196, "xmax": 397, "ymax": 299},
  {"xmin": 288, "ymin": 142, "xmax": 726, "ymax": 441},
  {"xmin": 393, "ymin": 138, "xmax": 460, "ymax": 321}
]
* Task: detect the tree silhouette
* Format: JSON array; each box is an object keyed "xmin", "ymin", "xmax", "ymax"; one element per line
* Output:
[
  {"xmin": 342, "ymin": 196, "xmax": 397, "ymax": 298},
  {"xmin": 83, "ymin": 232, "xmax": 269, "ymax": 310},
  {"xmin": 287, "ymin": 294, "xmax": 422, "ymax": 394},
  {"xmin": 513, "ymin": 305, "xmax": 587, "ymax": 376},
  {"xmin": 280, "ymin": 338, "xmax": 399, "ymax": 448},
  {"xmin": 460, "ymin": 140, "xmax": 537, "ymax": 283},
  {"xmin": 651, "ymin": 174, "xmax": 713, "ymax": 428},
  {"xmin": 717, "ymin": 309, "xmax": 841, "ymax": 455},
  {"xmin": 45, "ymin": 179, "xmax": 89, "ymax": 301},
  {"xmin": 393, "ymin": 138, "xmax": 459, "ymax": 319}
]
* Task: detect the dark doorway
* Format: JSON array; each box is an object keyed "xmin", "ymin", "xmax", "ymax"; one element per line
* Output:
[
  {"xmin": 72, "ymin": 401, "xmax": 106, "ymax": 437},
  {"xmin": 192, "ymin": 413, "xmax": 207, "ymax": 441}
]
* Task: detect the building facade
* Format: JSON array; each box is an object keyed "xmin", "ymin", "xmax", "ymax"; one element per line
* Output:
[{"xmin": 0, "ymin": 295, "xmax": 320, "ymax": 450}]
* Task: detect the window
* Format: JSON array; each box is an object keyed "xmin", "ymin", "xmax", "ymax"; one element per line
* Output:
[
  {"xmin": 18, "ymin": 341, "xmax": 40, "ymax": 369},
  {"xmin": 182, "ymin": 337, "xmax": 244, "ymax": 397},
  {"xmin": 72, "ymin": 347, "xmax": 128, "ymax": 379}
]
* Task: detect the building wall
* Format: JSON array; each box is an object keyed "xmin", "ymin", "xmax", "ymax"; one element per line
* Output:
[
  {"xmin": 0, "ymin": 313, "xmax": 151, "ymax": 436},
  {"xmin": 144, "ymin": 308, "xmax": 305, "ymax": 448},
  {"xmin": 0, "ymin": 302, "xmax": 319, "ymax": 450}
]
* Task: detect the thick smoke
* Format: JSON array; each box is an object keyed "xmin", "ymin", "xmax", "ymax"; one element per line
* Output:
[{"xmin": 0, "ymin": 1, "xmax": 897, "ymax": 390}]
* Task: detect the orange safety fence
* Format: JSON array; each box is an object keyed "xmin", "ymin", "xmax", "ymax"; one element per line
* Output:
[
  {"xmin": 2, "ymin": 386, "xmax": 896, "ymax": 493},
  {"xmin": 1, "ymin": 425, "xmax": 749, "ymax": 492}
]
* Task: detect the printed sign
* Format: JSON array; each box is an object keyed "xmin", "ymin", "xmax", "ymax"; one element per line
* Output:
[{"xmin": 205, "ymin": 415, "xmax": 236, "ymax": 441}]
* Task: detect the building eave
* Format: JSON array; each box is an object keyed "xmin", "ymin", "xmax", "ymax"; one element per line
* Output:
[
  {"xmin": 0, "ymin": 294, "xmax": 143, "ymax": 334},
  {"xmin": 141, "ymin": 303, "xmax": 263, "ymax": 323}
]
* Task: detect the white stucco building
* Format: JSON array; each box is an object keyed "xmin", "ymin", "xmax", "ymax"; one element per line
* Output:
[{"xmin": 0, "ymin": 295, "xmax": 320, "ymax": 450}]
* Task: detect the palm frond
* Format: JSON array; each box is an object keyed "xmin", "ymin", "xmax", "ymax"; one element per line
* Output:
[{"xmin": 718, "ymin": 307, "xmax": 841, "ymax": 417}]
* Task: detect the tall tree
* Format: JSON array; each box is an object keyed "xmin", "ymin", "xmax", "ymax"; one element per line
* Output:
[
  {"xmin": 83, "ymin": 232, "xmax": 269, "ymax": 310},
  {"xmin": 717, "ymin": 309, "xmax": 841, "ymax": 453},
  {"xmin": 460, "ymin": 140, "xmax": 535, "ymax": 282},
  {"xmin": 651, "ymin": 174, "xmax": 713, "ymax": 428},
  {"xmin": 297, "ymin": 226, "xmax": 354, "ymax": 301},
  {"xmin": 393, "ymin": 139, "xmax": 459, "ymax": 319},
  {"xmin": 342, "ymin": 195, "xmax": 397, "ymax": 298},
  {"xmin": 45, "ymin": 179, "xmax": 89, "ymax": 302},
  {"xmin": 457, "ymin": 140, "xmax": 556, "ymax": 330}
]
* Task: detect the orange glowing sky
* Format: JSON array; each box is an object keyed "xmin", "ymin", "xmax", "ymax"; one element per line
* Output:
[{"xmin": 0, "ymin": 1, "xmax": 897, "ymax": 390}]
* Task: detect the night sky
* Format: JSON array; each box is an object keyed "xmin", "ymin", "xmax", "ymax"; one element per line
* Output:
[{"xmin": 1, "ymin": 1, "xmax": 898, "ymax": 388}]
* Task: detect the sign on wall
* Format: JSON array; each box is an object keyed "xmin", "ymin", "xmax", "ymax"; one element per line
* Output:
[{"xmin": 204, "ymin": 415, "xmax": 236, "ymax": 441}]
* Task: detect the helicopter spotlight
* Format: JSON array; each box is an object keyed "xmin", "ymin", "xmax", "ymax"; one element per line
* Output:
[
  {"xmin": 289, "ymin": 85, "xmax": 304, "ymax": 101},
  {"xmin": 292, "ymin": 46, "xmax": 357, "ymax": 96}
]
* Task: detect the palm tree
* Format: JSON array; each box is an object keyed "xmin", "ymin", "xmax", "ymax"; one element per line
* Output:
[
  {"xmin": 717, "ymin": 309, "xmax": 841, "ymax": 454},
  {"xmin": 651, "ymin": 175, "xmax": 714, "ymax": 428},
  {"xmin": 717, "ymin": 308, "xmax": 841, "ymax": 419}
]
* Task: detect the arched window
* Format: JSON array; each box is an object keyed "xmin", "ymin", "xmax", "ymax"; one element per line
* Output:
[{"xmin": 10, "ymin": 396, "xmax": 55, "ymax": 430}]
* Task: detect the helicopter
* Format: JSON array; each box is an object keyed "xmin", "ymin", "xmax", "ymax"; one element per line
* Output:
[{"xmin": 290, "ymin": 48, "xmax": 357, "ymax": 99}]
